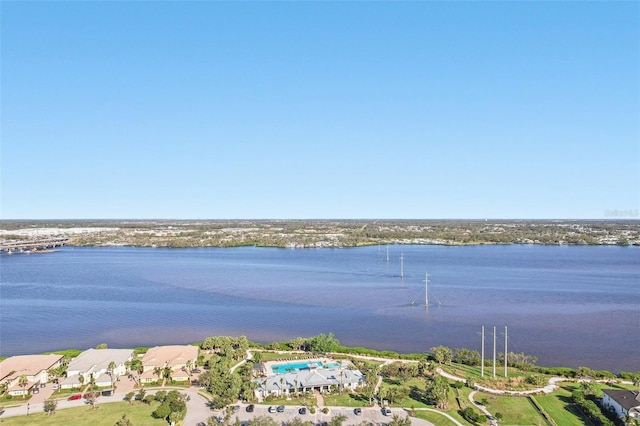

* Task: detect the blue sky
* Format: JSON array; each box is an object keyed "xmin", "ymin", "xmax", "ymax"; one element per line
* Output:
[{"xmin": 1, "ymin": 1, "xmax": 638, "ymax": 219}]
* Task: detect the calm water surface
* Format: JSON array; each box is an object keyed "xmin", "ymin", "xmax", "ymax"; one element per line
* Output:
[{"xmin": 1, "ymin": 245, "xmax": 638, "ymax": 372}]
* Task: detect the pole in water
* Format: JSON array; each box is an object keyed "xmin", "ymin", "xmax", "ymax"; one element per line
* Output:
[
  {"xmin": 386, "ymin": 244, "xmax": 389, "ymax": 262},
  {"xmin": 400, "ymin": 252, "xmax": 404, "ymax": 280},
  {"xmin": 424, "ymin": 272, "xmax": 429, "ymax": 306}
]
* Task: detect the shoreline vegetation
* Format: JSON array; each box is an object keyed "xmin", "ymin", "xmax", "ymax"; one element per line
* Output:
[
  {"xmin": 1, "ymin": 335, "xmax": 638, "ymax": 426},
  {"xmin": 1, "ymin": 219, "xmax": 639, "ymax": 249}
]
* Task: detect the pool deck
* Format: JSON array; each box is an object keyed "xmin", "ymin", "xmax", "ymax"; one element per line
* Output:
[{"xmin": 264, "ymin": 357, "xmax": 340, "ymax": 377}]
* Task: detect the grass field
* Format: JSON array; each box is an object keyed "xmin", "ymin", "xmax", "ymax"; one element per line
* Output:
[
  {"xmin": 534, "ymin": 390, "xmax": 590, "ymax": 426},
  {"xmin": 483, "ymin": 394, "xmax": 544, "ymax": 425},
  {"xmin": 0, "ymin": 401, "xmax": 165, "ymax": 426}
]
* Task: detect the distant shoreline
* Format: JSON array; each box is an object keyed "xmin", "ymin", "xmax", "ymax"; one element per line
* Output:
[{"xmin": 1, "ymin": 219, "xmax": 638, "ymax": 250}]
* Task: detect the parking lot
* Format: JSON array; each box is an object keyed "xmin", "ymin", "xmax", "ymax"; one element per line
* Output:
[{"xmin": 217, "ymin": 403, "xmax": 407, "ymax": 426}]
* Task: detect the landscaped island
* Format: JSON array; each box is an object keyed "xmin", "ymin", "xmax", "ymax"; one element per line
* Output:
[
  {"xmin": 1, "ymin": 334, "xmax": 638, "ymax": 426},
  {"xmin": 1, "ymin": 219, "xmax": 639, "ymax": 250}
]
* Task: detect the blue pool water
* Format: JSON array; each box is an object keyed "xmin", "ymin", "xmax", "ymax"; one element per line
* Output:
[{"xmin": 271, "ymin": 361, "xmax": 322, "ymax": 374}]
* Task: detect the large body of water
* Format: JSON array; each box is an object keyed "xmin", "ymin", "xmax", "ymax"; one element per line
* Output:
[{"xmin": 1, "ymin": 245, "xmax": 638, "ymax": 372}]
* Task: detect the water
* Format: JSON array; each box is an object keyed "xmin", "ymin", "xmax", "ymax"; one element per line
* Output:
[{"xmin": 1, "ymin": 245, "xmax": 638, "ymax": 373}]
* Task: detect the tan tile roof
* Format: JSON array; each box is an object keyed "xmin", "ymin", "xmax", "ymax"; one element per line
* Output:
[
  {"xmin": 141, "ymin": 345, "xmax": 198, "ymax": 370},
  {"xmin": 0, "ymin": 354, "xmax": 63, "ymax": 382}
]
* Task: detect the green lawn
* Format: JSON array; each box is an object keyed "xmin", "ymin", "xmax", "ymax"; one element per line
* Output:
[
  {"xmin": 0, "ymin": 401, "xmax": 165, "ymax": 426},
  {"xmin": 483, "ymin": 394, "xmax": 544, "ymax": 425},
  {"xmin": 534, "ymin": 390, "xmax": 590, "ymax": 426},
  {"xmin": 413, "ymin": 410, "xmax": 463, "ymax": 426}
]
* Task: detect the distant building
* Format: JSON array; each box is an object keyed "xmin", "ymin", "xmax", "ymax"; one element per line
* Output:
[
  {"xmin": 61, "ymin": 348, "xmax": 133, "ymax": 389},
  {"xmin": 0, "ymin": 354, "xmax": 63, "ymax": 396},
  {"xmin": 602, "ymin": 389, "xmax": 640, "ymax": 420},
  {"xmin": 139, "ymin": 345, "xmax": 198, "ymax": 384}
]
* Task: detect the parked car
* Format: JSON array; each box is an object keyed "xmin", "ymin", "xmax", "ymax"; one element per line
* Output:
[
  {"xmin": 191, "ymin": 369, "xmax": 201, "ymax": 374},
  {"xmin": 277, "ymin": 405, "xmax": 285, "ymax": 413},
  {"xmin": 246, "ymin": 404, "xmax": 255, "ymax": 413},
  {"xmin": 299, "ymin": 407, "xmax": 307, "ymax": 415},
  {"xmin": 32, "ymin": 388, "xmax": 39, "ymax": 394},
  {"xmin": 382, "ymin": 407, "xmax": 391, "ymax": 416},
  {"xmin": 52, "ymin": 384, "xmax": 60, "ymax": 390},
  {"xmin": 232, "ymin": 405, "xmax": 240, "ymax": 413},
  {"xmin": 68, "ymin": 394, "xmax": 82, "ymax": 401},
  {"xmin": 40, "ymin": 383, "xmax": 46, "ymax": 388},
  {"xmin": 268, "ymin": 406, "xmax": 277, "ymax": 413},
  {"xmin": 354, "ymin": 408, "xmax": 362, "ymax": 415}
]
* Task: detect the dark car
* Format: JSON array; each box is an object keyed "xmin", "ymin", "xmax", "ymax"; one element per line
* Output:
[
  {"xmin": 354, "ymin": 408, "xmax": 362, "ymax": 415},
  {"xmin": 32, "ymin": 388, "xmax": 39, "ymax": 394},
  {"xmin": 277, "ymin": 405, "xmax": 285, "ymax": 413},
  {"xmin": 68, "ymin": 394, "xmax": 82, "ymax": 401},
  {"xmin": 382, "ymin": 407, "xmax": 391, "ymax": 416},
  {"xmin": 232, "ymin": 405, "xmax": 240, "ymax": 414},
  {"xmin": 246, "ymin": 404, "xmax": 255, "ymax": 413},
  {"xmin": 299, "ymin": 407, "xmax": 307, "ymax": 415},
  {"xmin": 268, "ymin": 406, "xmax": 277, "ymax": 413}
]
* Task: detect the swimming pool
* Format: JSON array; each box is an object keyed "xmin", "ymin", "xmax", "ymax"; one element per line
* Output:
[{"xmin": 271, "ymin": 361, "xmax": 340, "ymax": 374}]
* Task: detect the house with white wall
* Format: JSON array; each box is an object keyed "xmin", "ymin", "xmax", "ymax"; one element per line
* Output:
[
  {"xmin": 61, "ymin": 348, "xmax": 133, "ymax": 389},
  {"xmin": 602, "ymin": 389, "xmax": 640, "ymax": 420}
]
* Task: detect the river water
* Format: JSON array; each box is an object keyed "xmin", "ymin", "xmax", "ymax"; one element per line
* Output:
[{"xmin": 0, "ymin": 245, "xmax": 638, "ymax": 372}]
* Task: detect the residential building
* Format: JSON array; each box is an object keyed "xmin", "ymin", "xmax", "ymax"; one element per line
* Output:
[
  {"xmin": 0, "ymin": 354, "xmax": 63, "ymax": 396},
  {"xmin": 61, "ymin": 348, "xmax": 133, "ymax": 389},
  {"xmin": 139, "ymin": 345, "xmax": 198, "ymax": 384},
  {"xmin": 602, "ymin": 389, "xmax": 640, "ymax": 420}
]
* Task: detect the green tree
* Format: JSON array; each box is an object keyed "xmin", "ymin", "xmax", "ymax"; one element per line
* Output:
[
  {"xmin": 252, "ymin": 351, "xmax": 264, "ymax": 364},
  {"xmin": 18, "ymin": 375, "xmax": 28, "ymax": 398},
  {"xmin": 43, "ymin": 398, "xmax": 57, "ymax": 416},
  {"xmin": 461, "ymin": 407, "xmax": 482, "ymax": 424},
  {"xmin": 108, "ymin": 361, "xmax": 117, "ymax": 389},
  {"xmin": 329, "ymin": 414, "xmax": 347, "ymax": 426},
  {"xmin": 308, "ymin": 333, "xmax": 339, "ymax": 353},
  {"xmin": 247, "ymin": 415, "xmax": 279, "ymax": 426},
  {"xmin": 124, "ymin": 391, "xmax": 135, "ymax": 406},
  {"xmin": 283, "ymin": 417, "xmax": 313, "ymax": 426},
  {"xmin": 425, "ymin": 376, "xmax": 449, "ymax": 409},
  {"xmin": 115, "ymin": 414, "xmax": 132, "ymax": 426},
  {"xmin": 388, "ymin": 414, "xmax": 412, "ymax": 426},
  {"xmin": 430, "ymin": 346, "xmax": 452, "ymax": 365},
  {"xmin": 96, "ymin": 343, "xmax": 108, "ymax": 349},
  {"xmin": 136, "ymin": 387, "xmax": 146, "ymax": 402}
]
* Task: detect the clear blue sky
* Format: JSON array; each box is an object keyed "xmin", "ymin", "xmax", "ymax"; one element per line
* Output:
[{"xmin": 1, "ymin": 1, "xmax": 638, "ymax": 219}]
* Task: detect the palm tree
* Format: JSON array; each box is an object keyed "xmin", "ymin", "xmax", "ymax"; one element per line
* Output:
[
  {"xmin": 252, "ymin": 351, "xmax": 263, "ymax": 364},
  {"xmin": 153, "ymin": 367, "xmax": 162, "ymax": 383},
  {"xmin": 18, "ymin": 375, "xmax": 28, "ymax": 398},
  {"xmin": 78, "ymin": 374, "xmax": 85, "ymax": 393},
  {"xmin": 108, "ymin": 361, "xmax": 116, "ymax": 390},
  {"xmin": 280, "ymin": 377, "xmax": 285, "ymax": 397}
]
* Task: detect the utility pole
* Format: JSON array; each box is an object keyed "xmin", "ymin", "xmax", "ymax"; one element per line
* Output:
[
  {"xmin": 493, "ymin": 326, "xmax": 496, "ymax": 378},
  {"xmin": 400, "ymin": 253, "xmax": 404, "ymax": 280},
  {"xmin": 504, "ymin": 326, "xmax": 508, "ymax": 377},
  {"xmin": 481, "ymin": 326, "xmax": 485, "ymax": 378},
  {"xmin": 424, "ymin": 272, "xmax": 429, "ymax": 306}
]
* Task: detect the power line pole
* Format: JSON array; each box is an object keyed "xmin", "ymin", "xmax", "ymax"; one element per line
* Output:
[
  {"xmin": 481, "ymin": 326, "xmax": 485, "ymax": 378},
  {"xmin": 493, "ymin": 326, "xmax": 496, "ymax": 378},
  {"xmin": 504, "ymin": 325, "xmax": 508, "ymax": 378}
]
